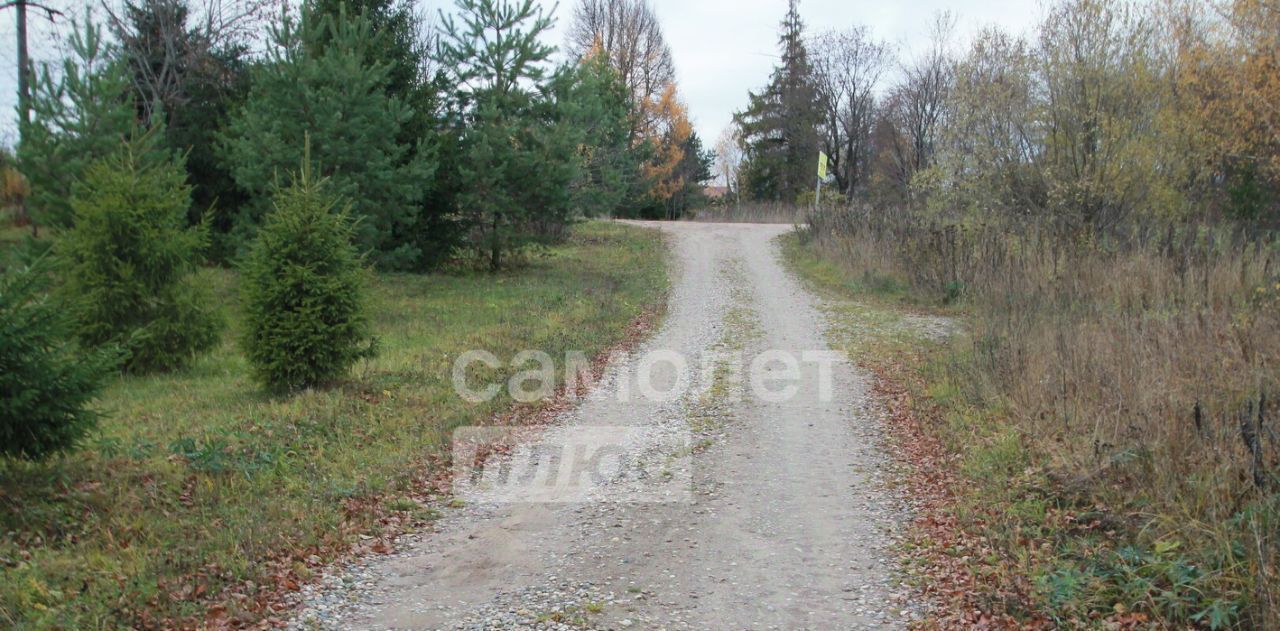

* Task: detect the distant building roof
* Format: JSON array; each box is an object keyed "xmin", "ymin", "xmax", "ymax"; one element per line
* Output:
[{"xmin": 704, "ymin": 186, "xmax": 729, "ymax": 199}]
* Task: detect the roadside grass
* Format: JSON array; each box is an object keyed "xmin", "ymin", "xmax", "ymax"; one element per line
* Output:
[
  {"xmin": 0, "ymin": 221, "xmax": 669, "ymax": 629},
  {"xmin": 779, "ymin": 217, "xmax": 1280, "ymax": 629},
  {"xmin": 778, "ymin": 234, "xmax": 945, "ymax": 357},
  {"xmin": 778, "ymin": 232, "xmax": 913, "ymax": 307}
]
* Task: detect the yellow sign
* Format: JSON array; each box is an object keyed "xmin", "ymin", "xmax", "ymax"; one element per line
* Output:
[{"xmin": 817, "ymin": 152, "xmax": 829, "ymax": 179}]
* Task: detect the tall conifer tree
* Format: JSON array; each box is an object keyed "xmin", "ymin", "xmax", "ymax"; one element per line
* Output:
[{"xmin": 735, "ymin": 0, "xmax": 821, "ymax": 202}]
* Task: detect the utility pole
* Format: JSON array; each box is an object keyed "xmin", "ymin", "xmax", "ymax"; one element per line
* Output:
[
  {"xmin": 3, "ymin": 0, "xmax": 61, "ymax": 236},
  {"xmin": 16, "ymin": 0, "xmax": 27, "ymax": 129},
  {"xmin": 3, "ymin": 0, "xmax": 62, "ymax": 143}
]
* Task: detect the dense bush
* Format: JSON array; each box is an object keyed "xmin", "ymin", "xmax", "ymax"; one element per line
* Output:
[
  {"xmin": 57, "ymin": 140, "xmax": 222, "ymax": 372},
  {"xmin": 239, "ymin": 160, "xmax": 375, "ymax": 393},
  {"xmin": 0, "ymin": 261, "xmax": 122, "ymax": 459}
]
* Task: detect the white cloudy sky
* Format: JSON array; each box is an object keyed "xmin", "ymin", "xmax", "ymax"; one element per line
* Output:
[{"xmin": 0, "ymin": 0, "xmax": 1048, "ymax": 148}]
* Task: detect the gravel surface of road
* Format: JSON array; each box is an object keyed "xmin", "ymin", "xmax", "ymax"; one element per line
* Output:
[{"xmin": 286, "ymin": 221, "xmax": 914, "ymax": 630}]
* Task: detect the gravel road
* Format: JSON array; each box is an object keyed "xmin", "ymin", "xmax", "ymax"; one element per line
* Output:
[{"xmin": 287, "ymin": 221, "xmax": 913, "ymax": 630}]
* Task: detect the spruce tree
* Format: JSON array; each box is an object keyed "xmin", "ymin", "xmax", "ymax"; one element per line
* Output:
[
  {"xmin": 57, "ymin": 137, "xmax": 222, "ymax": 373},
  {"xmin": 735, "ymin": 0, "xmax": 821, "ymax": 202},
  {"xmin": 219, "ymin": 4, "xmax": 433, "ymax": 270},
  {"xmin": 668, "ymin": 130, "xmax": 716, "ymax": 216},
  {"xmin": 239, "ymin": 151, "xmax": 375, "ymax": 393},
  {"xmin": 0, "ymin": 260, "xmax": 123, "ymax": 459}
]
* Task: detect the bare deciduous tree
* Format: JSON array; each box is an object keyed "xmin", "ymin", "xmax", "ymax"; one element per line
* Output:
[
  {"xmin": 566, "ymin": 0, "xmax": 674, "ymax": 140},
  {"xmin": 102, "ymin": 0, "xmax": 278, "ymax": 123},
  {"xmin": 877, "ymin": 11, "xmax": 955, "ymax": 202},
  {"xmin": 811, "ymin": 25, "xmax": 890, "ymax": 198},
  {"xmin": 713, "ymin": 124, "xmax": 742, "ymax": 201}
]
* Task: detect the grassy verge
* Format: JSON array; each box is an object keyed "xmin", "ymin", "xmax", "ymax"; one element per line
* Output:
[
  {"xmin": 780, "ymin": 224, "xmax": 1279, "ymax": 629},
  {"xmin": 0, "ymin": 221, "xmax": 669, "ymax": 629},
  {"xmin": 783, "ymin": 232, "xmax": 1040, "ymax": 626}
]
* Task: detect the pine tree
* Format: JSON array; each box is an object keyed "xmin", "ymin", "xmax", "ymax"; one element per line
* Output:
[
  {"xmin": 18, "ymin": 18, "xmax": 154, "ymax": 230},
  {"xmin": 0, "ymin": 260, "xmax": 123, "ymax": 459},
  {"xmin": 437, "ymin": 0, "xmax": 577, "ymax": 270},
  {"xmin": 454, "ymin": 93, "xmax": 580, "ymax": 267},
  {"xmin": 308, "ymin": 0, "xmax": 423, "ymax": 108},
  {"xmin": 307, "ymin": 0, "xmax": 460, "ymax": 267},
  {"xmin": 57, "ymin": 137, "xmax": 222, "ymax": 373},
  {"xmin": 239, "ymin": 149, "xmax": 375, "ymax": 393},
  {"xmin": 735, "ymin": 0, "xmax": 821, "ymax": 202},
  {"xmin": 218, "ymin": 4, "xmax": 434, "ymax": 270},
  {"xmin": 551, "ymin": 50, "xmax": 639, "ymax": 218}
]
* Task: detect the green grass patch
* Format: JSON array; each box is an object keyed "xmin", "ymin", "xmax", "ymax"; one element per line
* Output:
[
  {"xmin": 0, "ymin": 223, "xmax": 29, "ymax": 249},
  {"xmin": 0, "ymin": 221, "xmax": 669, "ymax": 628},
  {"xmin": 778, "ymin": 232, "xmax": 947, "ymax": 360},
  {"xmin": 777, "ymin": 231, "xmax": 911, "ymax": 303}
]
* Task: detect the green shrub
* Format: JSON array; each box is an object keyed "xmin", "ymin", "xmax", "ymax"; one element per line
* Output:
[
  {"xmin": 239, "ymin": 158, "xmax": 375, "ymax": 393},
  {"xmin": 0, "ymin": 260, "xmax": 122, "ymax": 459},
  {"xmin": 57, "ymin": 140, "xmax": 222, "ymax": 372}
]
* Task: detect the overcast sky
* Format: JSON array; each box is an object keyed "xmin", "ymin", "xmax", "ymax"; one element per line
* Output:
[
  {"xmin": 0, "ymin": 0, "xmax": 1047, "ymax": 149},
  {"xmin": 544, "ymin": 0, "xmax": 1048, "ymax": 146}
]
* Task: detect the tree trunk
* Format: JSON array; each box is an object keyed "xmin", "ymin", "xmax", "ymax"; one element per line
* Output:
[{"xmin": 489, "ymin": 212, "xmax": 501, "ymax": 272}]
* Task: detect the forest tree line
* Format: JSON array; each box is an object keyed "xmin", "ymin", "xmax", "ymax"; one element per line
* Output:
[
  {"xmin": 3, "ymin": 0, "xmax": 715, "ymax": 272},
  {"xmin": 722, "ymin": 0, "xmax": 1280, "ymax": 227}
]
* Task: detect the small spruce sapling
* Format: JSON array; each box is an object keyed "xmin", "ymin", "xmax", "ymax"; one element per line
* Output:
[{"xmin": 239, "ymin": 145, "xmax": 376, "ymax": 392}]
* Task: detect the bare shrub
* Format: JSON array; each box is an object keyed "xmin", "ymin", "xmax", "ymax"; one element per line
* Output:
[
  {"xmin": 803, "ymin": 202, "xmax": 1280, "ymax": 624},
  {"xmin": 690, "ymin": 201, "xmax": 806, "ymax": 224}
]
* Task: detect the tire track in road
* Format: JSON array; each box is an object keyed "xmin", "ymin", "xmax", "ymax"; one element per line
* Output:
[{"xmin": 288, "ymin": 221, "xmax": 913, "ymax": 630}]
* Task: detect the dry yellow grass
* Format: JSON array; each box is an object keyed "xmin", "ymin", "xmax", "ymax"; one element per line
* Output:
[{"xmin": 797, "ymin": 205, "xmax": 1280, "ymax": 627}]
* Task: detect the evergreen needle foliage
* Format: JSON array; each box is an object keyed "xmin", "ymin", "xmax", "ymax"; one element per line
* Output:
[
  {"xmin": 19, "ymin": 18, "xmax": 156, "ymax": 230},
  {"xmin": 438, "ymin": 0, "xmax": 585, "ymax": 270},
  {"xmin": 0, "ymin": 260, "xmax": 123, "ymax": 459},
  {"xmin": 735, "ymin": 0, "xmax": 821, "ymax": 203},
  {"xmin": 239, "ymin": 154, "xmax": 376, "ymax": 393},
  {"xmin": 219, "ymin": 4, "xmax": 433, "ymax": 270},
  {"xmin": 57, "ymin": 137, "xmax": 222, "ymax": 372}
]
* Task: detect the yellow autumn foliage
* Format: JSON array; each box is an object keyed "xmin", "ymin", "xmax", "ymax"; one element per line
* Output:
[
  {"xmin": 639, "ymin": 82, "xmax": 692, "ymax": 203},
  {"xmin": 1180, "ymin": 0, "xmax": 1280, "ymax": 181}
]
